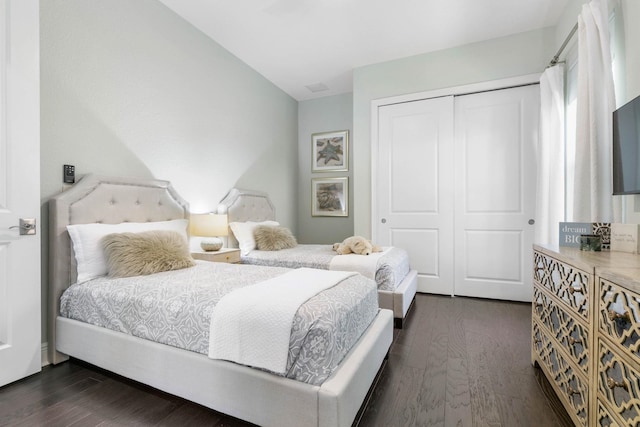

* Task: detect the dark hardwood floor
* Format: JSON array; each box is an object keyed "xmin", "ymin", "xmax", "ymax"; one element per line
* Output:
[{"xmin": 0, "ymin": 294, "xmax": 572, "ymax": 426}]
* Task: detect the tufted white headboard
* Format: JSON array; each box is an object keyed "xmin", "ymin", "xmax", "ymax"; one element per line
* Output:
[
  {"xmin": 48, "ymin": 174, "xmax": 189, "ymax": 364},
  {"xmin": 217, "ymin": 188, "xmax": 276, "ymax": 248}
]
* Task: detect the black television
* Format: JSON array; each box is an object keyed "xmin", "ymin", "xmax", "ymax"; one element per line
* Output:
[{"xmin": 613, "ymin": 93, "xmax": 640, "ymax": 195}]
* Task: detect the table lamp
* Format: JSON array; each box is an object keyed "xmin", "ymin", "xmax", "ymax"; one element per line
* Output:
[{"xmin": 190, "ymin": 213, "xmax": 228, "ymax": 251}]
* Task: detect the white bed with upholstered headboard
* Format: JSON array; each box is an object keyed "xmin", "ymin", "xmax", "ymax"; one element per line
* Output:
[
  {"xmin": 217, "ymin": 188, "xmax": 418, "ymax": 328},
  {"xmin": 48, "ymin": 174, "xmax": 393, "ymax": 427}
]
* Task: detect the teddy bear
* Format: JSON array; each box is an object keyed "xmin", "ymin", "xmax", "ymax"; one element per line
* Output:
[{"xmin": 332, "ymin": 236, "xmax": 383, "ymax": 255}]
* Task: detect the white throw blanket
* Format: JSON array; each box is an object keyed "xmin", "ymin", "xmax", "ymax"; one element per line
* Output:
[
  {"xmin": 208, "ymin": 268, "xmax": 356, "ymax": 374},
  {"xmin": 329, "ymin": 247, "xmax": 390, "ymax": 280}
]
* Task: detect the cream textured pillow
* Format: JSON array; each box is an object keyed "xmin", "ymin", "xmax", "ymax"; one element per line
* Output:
[
  {"xmin": 67, "ymin": 219, "xmax": 189, "ymax": 283},
  {"xmin": 253, "ymin": 225, "xmax": 297, "ymax": 251},
  {"xmin": 101, "ymin": 230, "xmax": 195, "ymax": 278}
]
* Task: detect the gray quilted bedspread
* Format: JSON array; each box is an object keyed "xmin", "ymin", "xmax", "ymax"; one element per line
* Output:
[
  {"xmin": 241, "ymin": 244, "xmax": 410, "ymax": 291},
  {"xmin": 60, "ymin": 261, "xmax": 378, "ymax": 385}
]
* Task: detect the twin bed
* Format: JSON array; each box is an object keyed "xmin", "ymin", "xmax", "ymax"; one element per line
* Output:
[
  {"xmin": 48, "ymin": 175, "xmax": 393, "ymax": 427},
  {"xmin": 217, "ymin": 188, "xmax": 418, "ymax": 328}
]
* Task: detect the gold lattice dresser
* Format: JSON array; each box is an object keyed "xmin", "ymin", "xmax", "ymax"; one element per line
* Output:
[
  {"xmin": 532, "ymin": 244, "xmax": 640, "ymax": 427},
  {"xmin": 596, "ymin": 268, "xmax": 640, "ymax": 426}
]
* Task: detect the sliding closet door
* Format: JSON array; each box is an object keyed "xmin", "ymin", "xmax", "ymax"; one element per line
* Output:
[
  {"xmin": 375, "ymin": 96, "xmax": 455, "ymax": 295},
  {"xmin": 453, "ymin": 85, "xmax": 539, "ymax": 302}
]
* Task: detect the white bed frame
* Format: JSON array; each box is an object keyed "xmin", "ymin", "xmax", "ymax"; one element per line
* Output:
[
  {"xmin": 217, "ymin": 188, "xmax": 417, "ymax": 328},
  {"xmin": 48, "ymin": 175, "xmax": 393, "ymax": 427}
]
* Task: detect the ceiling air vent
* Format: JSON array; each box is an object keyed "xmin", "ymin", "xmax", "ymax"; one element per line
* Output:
[{"xmin": 305, "ymin": 83, "xmax": 329, "ymax": 93}]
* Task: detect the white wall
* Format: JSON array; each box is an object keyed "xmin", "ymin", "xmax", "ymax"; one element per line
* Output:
[
  {"xmin": 352, "ymin": 27, "xmax": 556, "ymax": 236},
  {"xmin": 297, "ymin": 93, "xmax": 353, "ymax": 244},
  {"xmin": 39, "ymin": 0, "xmax": 298, "ymax": 348},
  {"xmin": 617, "ymin": 0, "xmax": 640, "ymax": 222},
  {"xmin": 618, "ymin": 0, "xmax": 640, "ymax": 103}
]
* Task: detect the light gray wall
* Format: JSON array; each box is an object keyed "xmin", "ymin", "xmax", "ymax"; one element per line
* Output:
[
  {"xmin": 555, "ymin": 0, "xmax": 587, "ymax": 47},
  {"xmin": 39, "ymin": 0, "xmax": 297, "ymax": 347},
  {"xmin": 352, "ymin": 27, "xmax": 557, "ymax": 237},
  {"xmin": 297, "ymin": 93, "xmax": 354, "ymax": 244}
]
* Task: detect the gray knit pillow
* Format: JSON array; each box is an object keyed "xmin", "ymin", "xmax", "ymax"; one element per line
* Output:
[
  {"xmin": 253, "ymin": 225, "xmax": 297, "ymax": 251},
  {"xmin": 101, "ymin": 230, "xmax": 195, "ymax": 278}
]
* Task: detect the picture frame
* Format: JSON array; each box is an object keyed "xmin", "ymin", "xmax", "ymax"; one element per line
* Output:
[
  {"xmin": 311, "ymin": 177, "xmax": 348, "ymax": 217},
  {"xmin": 312, "ymin": 130, "xmax": 349, "ymax": 172}
]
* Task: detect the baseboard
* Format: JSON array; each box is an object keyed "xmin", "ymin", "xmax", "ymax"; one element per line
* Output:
[{"xmin": 41, "ymin": 342, "xmax": 50, "ymax": 367}]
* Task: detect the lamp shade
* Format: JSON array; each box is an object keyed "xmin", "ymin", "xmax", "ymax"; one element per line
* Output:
[{"xmin": 190, "ymin": 213, "xmax": 229, "ymax": 237}]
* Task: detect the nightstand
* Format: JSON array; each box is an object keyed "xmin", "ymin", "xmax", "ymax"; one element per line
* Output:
[{"xmin": 191, "ymin": 247, "xmax": 241, "ymax": 264}]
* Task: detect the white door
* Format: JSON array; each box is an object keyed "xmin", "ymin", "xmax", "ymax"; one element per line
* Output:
[
  {"xmin": 0, "ymin": 0, "xmax": 41, "ymax": 387},
  {"xmin": 375, "ymin": 96, "xmax": 455, "ymax": 295},
  {"xmin": 453, "ymin": 85, "xmax": 539, "ymax": 301}
]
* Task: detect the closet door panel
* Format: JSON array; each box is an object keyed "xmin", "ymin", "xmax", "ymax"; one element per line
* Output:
[
  {"xmin": 465, "ymin": 230, "xmax": 522, "ymax": 282},
  {"xmin": 390, "ymin": 114, "xmax": 438, "ymax": 213},
  {"xmin": 454, "ymin": 85, "xmax": 538, "ymax": 302},
  {"xmin": 376, "ymin": 96, "xmax": 455, "ymax": 295},
  {"xmin": 391, "ymin": 229, "xmax": 439, "ymax": 277},
  {"xmin": 464, "ymin": 101, "xmax": 522, "ymax": 213}
]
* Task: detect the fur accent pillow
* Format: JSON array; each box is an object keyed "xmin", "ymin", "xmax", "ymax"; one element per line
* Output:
[
  {"xmin": 101, "ymin": 230, "xmax": 195, "ymax": 278},
  {"xmin": 253, "ymin": 225, "xmax": 297, "ymax": 251}
]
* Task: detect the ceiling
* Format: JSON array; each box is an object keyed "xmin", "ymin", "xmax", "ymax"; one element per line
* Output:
[{"xmin": 159, "ymin": 0, "xmax": 569, "ymax": 101}]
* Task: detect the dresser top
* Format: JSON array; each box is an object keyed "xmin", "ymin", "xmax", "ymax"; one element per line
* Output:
[
  {"xmin": 535, "ymin": 243, "xmax": 640, "ymax": 269},
  {"xmin": 534, "ymin": 243, "xmax": 640, "ymax": 291}
]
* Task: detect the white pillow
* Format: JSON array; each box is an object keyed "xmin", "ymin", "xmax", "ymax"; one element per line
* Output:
[
  {"xmin": 229, "ymin": 221, "xmax": 279, "ymax": 255},
  {"xmin": 67, "ymin": 219, "xmax": 189, "ymax": 284}
]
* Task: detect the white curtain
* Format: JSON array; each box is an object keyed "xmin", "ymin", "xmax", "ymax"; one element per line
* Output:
[
  {"xmin": 573, "ymin": 0, "xmax": 620, "ymax": 222},
  {"xmin": 536, "ymin": 65, "xmax": 565, "ymax": 245}
]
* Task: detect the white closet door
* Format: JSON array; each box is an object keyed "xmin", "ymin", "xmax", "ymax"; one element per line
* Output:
[
  {"xmin": 453, "ymin": 85, "xmax": 539, "ymax": 302},
  {"xmin": 375, "ymin": 96, "xmax": 455, "ymax": 295},
  {"xmin": 0, "ymin": 0, "xmax": 41, "ymax": 386}
]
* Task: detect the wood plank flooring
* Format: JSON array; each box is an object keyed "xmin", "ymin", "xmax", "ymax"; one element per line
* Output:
[{"xmin": 0, "ymin": 294, "xmax": 572, "ymax": 426}]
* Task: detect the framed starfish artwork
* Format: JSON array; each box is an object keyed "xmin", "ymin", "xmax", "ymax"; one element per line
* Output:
[
  {"xmin": 312, "ymin": 130, "xmax": 349, "ymax": 172},
  {"xmin": 311, "ymin": 177, "xmax": 348, "ymax": 217}
]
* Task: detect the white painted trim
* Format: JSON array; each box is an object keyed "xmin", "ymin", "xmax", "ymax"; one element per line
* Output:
[
  {"xmin": 370, "ymin": 102, "xmax": 379, "ymax": 242},
  {"xmin": 41, "ymin": 342, "xmax": 49, "ymax": 366},
  {"xmin": 0, "ymin": 0, "xmax": 7, "ymax": 209},
  {"xmin": 371, "ymin": 73, "xmax": 542, "ymax": 109},
  {"xmin": 370, "ymin": 73, "xmax": 542, "ymax": 239}
]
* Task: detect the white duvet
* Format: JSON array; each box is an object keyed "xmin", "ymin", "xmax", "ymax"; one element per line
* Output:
[{"xmin": 208, "ymin": 267, "xmax": 356, "ymax": 374}]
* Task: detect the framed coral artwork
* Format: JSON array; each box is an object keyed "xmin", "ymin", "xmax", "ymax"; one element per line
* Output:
[
  {"xmin": 312, "ymin": 130, "xmax": 349, "ymax": 172},
  {"xmin": 311, "ymin": 177, "xmax": 348, "ymax": 217}
]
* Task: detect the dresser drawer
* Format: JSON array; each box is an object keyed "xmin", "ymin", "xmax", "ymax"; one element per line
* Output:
[
  {"xmin": 533, "ymin": 286, "xmax": 589, "ymax": 374},
  {"xmin": 532, "ymin": 321, "xmax": 589, "ymax": 426},
  {"xmin": 597, "ymin": 338, "xmax": 640, "ymax": 425},
  {"xmin": 598, "ymin": 277, "xmax": 640, "ymax": 363},
  {"xmin": 534, "ymin": 251, "xmax": 590, "ymax": 320},
  {"xmin": 596, "ymin": 399, "xmax": 622, "ymax": 427}
]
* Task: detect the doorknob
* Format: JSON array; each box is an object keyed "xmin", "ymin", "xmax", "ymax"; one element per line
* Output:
[
  {"xmin": 528, "ymin": 219, "xmax": 535, "ymax": 225},
  {"xmin": 381, "ymin": 218, "xmax": 387, "ymax": 224},
  {"xmin": 9, "ymin": 218, "xmax": 36, "ymax": 235}
]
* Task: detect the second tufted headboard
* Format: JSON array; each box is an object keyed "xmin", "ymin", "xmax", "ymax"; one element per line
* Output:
[
  {"xmin": 217, "ymin": 188, "xmax": 276, "ymax": 249},
  {"xmin": 48, "ymin": 174, "xmax": 189, "ymax": 364}
]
